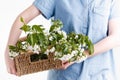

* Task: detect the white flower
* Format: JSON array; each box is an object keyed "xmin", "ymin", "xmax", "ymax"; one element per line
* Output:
[
  {"xmin": 62, "ymin": 30, "xmax": 67, "ymax": 39},
  {"xmin": 22, "ymin": 42, "xmax": 28, "ymax": 49},
  {"xmin": 54, "ymin": 51, "xmax": 62, "ymax": 57},
  {"xmin": 55, "ymin": 27, "xmax": 61, "ymax": 31},
  {"xmin": 52, "ymin": 27, "xmax": 61, "ymax": 32},
  {"xmin": 49, "ymin": 36, "xmax": 54, "ymax": 41},
  {"xmin": 57, "ymin": 30, "xmax": 67, "ymax": 39},
  {"xmin": 9, "ymin": 51, "xmax": 19, "ymax": 59},
  {"xmin": 79, "ymin": 44, "xmax": 82, "ymax": 48},
  {"xmin": 44, "ymin": 49, "xmax": 50, "ymax": 55},
  {"xmin": 22, "ymin": 45, "xmax": 27, "ymax": 49},
  {"xmin": 27, "ymin": 46, "xmax": 33, "ymax": 51},
  {"xmin": 74, "ymin": 55, "xmax": 87, "ymax": 63},
  {"xmin": 80, "ymin": 48, "xmax": 84, "ymax": 53},
  {"xmin": 44, "ymin": 30, "xmax": 49, "ymax": 36},
  {"xmin": 57, "ymin": 31, "xmax": 62, "ymax": 35},
  {"xmin": 27, "ymin": 44, "xmax": 41, "ymax": 54},
  {"xmin": 33, "ymin": 50, "xmax": 39, "ymax": 54},
  {"xmin": 34, "ymin": 44, "xmax": 40, "ymax": 49},
  {"xmin": 79, "ymin": 52, "xmax": 83, "ymax": 56},
  {"xmin": 67, "ymin": 54, "xmax": 74, "ymax": 60},
  {"xmin": 82, "ymin": 43, "xmax": 86, "ymax": 47},
  {"xmin": 71, "ymin": 51, "xmax": 76, "ymax": 55},
  {"xmin": 33, "ymin": 44, "xmax": 41, "ymax": 54},
  {"xmin": 59, "ymin": 55, "xmax": 68, "ymax": 61},
  {"xmin": 59, "ymin": 54, "xmax": 73, "ymax": 61},
  {"xmin": 75, "ymin": 35, "xmax": 78, "ymax": 39},
  {"xmin": 54, "ymin": 51, "xmax": 58, "ymax": 56},
  {"xmin": 81, "ymin": 55, "xmax": 87, "ymax": 60},
  {"xmin": 71, "ymin": 50, "xmax": 78, "ymax": 56},
  {"xmin": 49, "ymin": 47, "xmax": 55, "ymax": 53}
]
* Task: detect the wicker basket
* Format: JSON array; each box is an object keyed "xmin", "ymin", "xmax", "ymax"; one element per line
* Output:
[
  {"xmin": 14, "ymin": 52, "xmax": 62, "ymax": 76},
  {"xmin": 14, "ymin": 37, "xmax": 62, "ymax": 76}
]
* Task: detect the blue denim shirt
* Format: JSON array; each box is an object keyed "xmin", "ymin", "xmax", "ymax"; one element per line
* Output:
[{"xmin": 33, "ymin": 0, "xmax": 120, "ymax": 80}]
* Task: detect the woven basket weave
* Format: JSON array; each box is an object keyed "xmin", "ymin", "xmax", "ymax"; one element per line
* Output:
[
  {"xmin": 14, "ymin": 37, "xmax": 62, "ymax": 76},
  {"xmin": 14, "ymin": 52, "xmax": 62, "ymax": 76}
]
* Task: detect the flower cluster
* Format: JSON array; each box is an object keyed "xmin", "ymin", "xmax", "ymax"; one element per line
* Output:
[{"xmin": 9, "ymin": 18, "xmax": 94, "ymax": 63}]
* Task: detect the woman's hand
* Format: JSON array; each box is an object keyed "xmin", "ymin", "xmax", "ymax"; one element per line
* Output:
[
  {"xmin": 60, "ymin": 50, "xmax": 90, "ymax": 69},
  {"xmin": 60, "ymin": 61, "xmax": 74, "ymax": 69},
  {"xmin": 5, "ymin": 51, "xmax": 17, "ymax": 75}
]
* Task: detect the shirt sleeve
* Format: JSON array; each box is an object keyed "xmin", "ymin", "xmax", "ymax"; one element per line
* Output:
[
  {"xmin": 109, "ymin": 0, "xmax": 120, "ymax": 20},
  {"xmin": 33, "ymin": 0, "xmax": 56, "ymax": 19}
]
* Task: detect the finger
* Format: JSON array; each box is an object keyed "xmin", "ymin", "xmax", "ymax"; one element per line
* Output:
[
  {"xmin": 62, "ymin": 62, "xmax": 74, "ymax": 69},
  {"xmin": 62, "ymin": 63, "xmax": 69, "ymax": 69},
  {"xmin": 16, "ymin": 73, "xmax": 20, "ymax": 76},
  {"xmin": 62, "ymin": 60, "xmax": 68, "ymax": 64},
  {"xmin": 57, "ymin": 61, "xmax": 66, "ymax": 69},
  {"xmin": 11, "ymin": 69, "xmax": 17, "ymax": 75},
  {"xmin": 8, "ymin": 65, "xmax": 17, "ymax": 75},
  {"xmin": 7, "ymin": 67, "xmax": 12, "ymax": 74},
  {"xmin": 64, "ymin": 62, "xmax": 74, "ymax": 69}
]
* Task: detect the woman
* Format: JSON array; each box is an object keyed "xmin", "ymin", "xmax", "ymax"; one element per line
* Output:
[{"xmin": 5, "ymin": 0, "xmax": 120, "ymax": 80}]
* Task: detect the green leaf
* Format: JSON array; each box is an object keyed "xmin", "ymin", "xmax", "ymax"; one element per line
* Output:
[
  {"xmin": 85, "ymin": 38, "xmax": 94, "ymax": 55},
  {"xmin": 32, "ymin": 33, "xmax": 38, "ymax": 47},
  {"xmin": 38, "ymin": 33, "xmax": 45, "ymax": 42},
  {"xmin": 20, "ymin": 17, "xmax": 24, "ymax": 23},
  {"xmin": 9, "ymin": 45, "xmax": 18, "ymax": 52},
  {"xmin": 88, "ymin": 40, "xmax": 94, "ymax": 55},
  {"xmin": 26, "ymin": 34, "xmax": 31, "ymax": 45},
  {"xmin": 49, "ymin": 25, "xmax": 56, "ymax": 32},
  {"xmin": 32, "ymin": 25, "xmax": 44, "ymax": 33},
  {"xmin": 16, "ymin": 41, "xmax": 22, "ymax": 49},
  {"xmin": 20, "ymin": 24, "xmax": 31, "ymax": 33},
  {"xmin": 49, "ymin": 19, "xmax": 63, "ymax": 32},
  {"xmin": 27, "ymin": 34, "xmax": 37, "ymax": 47}
]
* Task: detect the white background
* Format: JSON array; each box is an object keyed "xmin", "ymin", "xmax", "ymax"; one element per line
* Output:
[{"xmin": 0, "ymin": 0, "xmax": 120, "ymax": 80}]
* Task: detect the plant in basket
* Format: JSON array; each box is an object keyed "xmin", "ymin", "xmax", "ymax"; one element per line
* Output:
[{"xmin": 9, "ymin": 17, "xmax": 94, "ymax": 76}]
